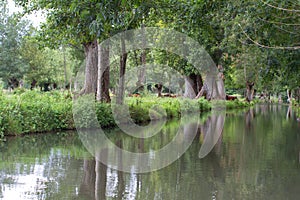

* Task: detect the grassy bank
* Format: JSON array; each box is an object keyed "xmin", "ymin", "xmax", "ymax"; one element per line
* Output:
[
  {"xmin": 0, "ymin": 90, "xmax": 253, "ymax": 139},
  {"xmin": 0, "ymin": 90, "xmax": 73, "ymax": 138}
]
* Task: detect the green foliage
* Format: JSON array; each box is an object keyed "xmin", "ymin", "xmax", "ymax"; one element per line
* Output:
[
  {"xmin": 13, "ymin": 0, "xmax": 299, "ymax": 99},
  {"xmin": 19, "ymin": 36, "xmax": 82, "ymax": 89},
  {"xmin": 0, "ymin": 89, "xmax": 256, "ymax": 139},
  {"xmin": 197, "ymin": 97, "xmax": 212, "ymax": 111},
  {"xmin": 15, "ymin": 0, "xmax": 153, "ymax": 47},
  {"xmin": 225, "ymin": 99, "xmax": 254, "ymax": 109},
  {"xmin": 95, "ymin": 103, "xmax": 115, "ymax": 127},
  {"xmin": 0, "ymin": 1, "xmax": 31, "ymax": 88},
  {"xmin": 0, "ymin": 90, "xmax": 74, "ymax": 137},
  {"xmin": 296, "ymin": 106, "xmax": 300, "ymax": 118}
]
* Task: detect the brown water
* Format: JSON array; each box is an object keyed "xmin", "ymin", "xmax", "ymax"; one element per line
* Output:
[{"xmin": 0, "ymin": 104, "xmax": 299, "ymax": 200}]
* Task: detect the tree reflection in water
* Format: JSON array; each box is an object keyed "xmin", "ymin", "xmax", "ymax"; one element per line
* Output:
[
  {"xmin": 1, "ymin": 105, "xmax": 300, "ymax": 200},
  {"xmin": 78, "ymin": 112, "xmax": 227, "ymax": 199}
]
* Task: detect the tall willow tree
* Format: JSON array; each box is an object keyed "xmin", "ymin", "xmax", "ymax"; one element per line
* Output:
[
  {"xmin": 16, "ymin": 0, "xmax": 101, "ymax": 94},
  {"xmin": 148, "ymin": 0, "xmax": 228, "ymax": 99},
  {"xmin": 16, "ymin": 0, "xmax": 155, "ymax": 102},
  {"xmin": 15, "ymin": 0, "xmax": 299, "ymax": 101}
]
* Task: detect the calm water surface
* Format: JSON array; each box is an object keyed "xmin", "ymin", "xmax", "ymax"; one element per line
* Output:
[{"xmin": 0, "ymin": 104, "xmax": 299, "ymax": 200}]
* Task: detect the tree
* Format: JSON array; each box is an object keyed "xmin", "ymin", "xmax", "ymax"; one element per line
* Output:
[
  {"xmin": 223, "ymin": 0, "xmax": 300, "ymax": 100},
  {"xmin": 15, "ymin": 0, "xmax": 103, "ymax": 95},
  {"xmin": 16, "ymin": 0, "xmax": 156, "ymax": 102},
  {"xmin": 15, "ymin": 0, "xmax": 298, "ymax": 101},
  {"xmin": 20, "ymin": 36, "xmax": 80, "ymax": 90},
  {"xmin": 0, "ymin": 0, "xmax": 30, "ymax": 89},
  {"xmin": 150, "ymin": 0, "xmax": 226, "ymax": 99},
  {"xmin": 96, "ymin": 43, "xmax": 110, "ymax": 102}
]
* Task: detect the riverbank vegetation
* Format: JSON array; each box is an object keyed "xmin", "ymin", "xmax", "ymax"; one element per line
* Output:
[
  {"xmin": 0, "ymin": 1, "xmax": 299, "ymax": 137},
  {"xmin": 0, "ymin": 90, "xmax": 254, "ymax": 139}
]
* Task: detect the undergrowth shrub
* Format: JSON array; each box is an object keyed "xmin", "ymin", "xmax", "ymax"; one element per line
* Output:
[
  {"xmin": 0, "ymin": 90, "xmax": 255, "ymax": 139},
  {"xmin": 0, "ymin": 90, "xmax": 74, "ymax": 137}
]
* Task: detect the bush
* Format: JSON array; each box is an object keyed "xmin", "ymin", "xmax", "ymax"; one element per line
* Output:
[
  {"xmin": 0, "ymin": 90, "xmax": 74, "ymax": 137},
  {"xmin": 95, "ymin": 103, "xmax": 115, "ymax": 127},
  {"xmin": 0, "ymin": 90, "xmax": 256, "ymax": 139}
]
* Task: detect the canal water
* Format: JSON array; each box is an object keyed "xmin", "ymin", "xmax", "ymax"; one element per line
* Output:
[{"xmin": 0, "ymin": 105, "xmax": 299, "ymax": 199}]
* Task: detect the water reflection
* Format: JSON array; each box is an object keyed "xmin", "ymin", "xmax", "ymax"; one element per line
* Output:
[
  {"xmin": 78, "ymin": 114, "xmax": 203, "ymax": 173},
  {"xmin": 0, "ymin": 133, "xmax": 88, "ymax": 200},
  {"xmin": 199, "ymin": 111, "xmax": 225, "ymax": 158},
  {"xmin": 0, "ymin": 105, "xmax": 300, "ymax": 199},
  {"xmin": 286, "ymin": 105, "xmax": 293, "ymax": 119}
]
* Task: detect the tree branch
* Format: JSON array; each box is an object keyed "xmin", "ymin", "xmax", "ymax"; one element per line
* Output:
[
  {"xmin": 238, "ymin": 24, "xmax": 300, "ymax": 50},
  {"xmin": 261, "ymin": 0, "xmax": 300, "ymax": 13},
  {"xmin": 272, "ymin": 24, "xmax": 300, "ymax": 35},
  {"xmin": 257, "ymin": 17, "xmax": 300, "ymax": 26}
]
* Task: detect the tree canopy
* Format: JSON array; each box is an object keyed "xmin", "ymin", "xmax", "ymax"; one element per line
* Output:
[{"xmin": 1, "ymin": 0, "xmax": 298, "ymax": 102}]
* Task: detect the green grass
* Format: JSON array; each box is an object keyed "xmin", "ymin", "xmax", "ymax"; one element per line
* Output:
[
  {"xmin": 0, "ymin": 90, "xmax": 74, "ymax": 138},
  {"xmin": 0, "ymin": 90, "xmax": 255, "ymax": 139}
]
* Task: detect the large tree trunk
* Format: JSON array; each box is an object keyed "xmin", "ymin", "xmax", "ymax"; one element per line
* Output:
[
  {"xmin": 117, "ymin": 36, "xmax": 127, "ymax": 104},
  {"xmin": 81, "ymin": 40, "xmax": 98, "ymax": 95},
  {"xmin": 184, "ymin": 74, "xmax": 203, "ymax": 99},
  {"xmin": 136, "ymin": 50, "xmax": 146, "ymax": 88},
  {"xmin": 246, "ymin": 81, "xmax": 255, "ymax": 102},
  {"xmin": 184, "ymin": 76, "xmax": 197, "ymax": 98},
  {"xmin": 195, "ymin": 67, "xmax": 226, "ymax": 100},
  {"xmin": 213, "ymin": 65, "xmax": 226, "ymax": 100},
  {"xmin": 196, "ymin": 74, "xmax": 203, "ymax": 92},
  {"xmin": 96, "ymin": 40, "xmax": 111, "ymax": 103}
]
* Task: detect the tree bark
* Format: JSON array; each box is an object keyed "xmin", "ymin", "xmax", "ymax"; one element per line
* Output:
[
  {"xmin": 136, "ymin": 50, "xmax": 146, "ymax": 88},
  {"xmin": 195, "ymin": 65, "xmax": 226, "ymax": 100},
  {"xmin": 63, "ymin": 46, "xmax": 68, "ymax": 89},
  {"xmin": 96, "ymin": 40, "xmax": 111, "ymax": 103},
  {"xmin": 196, "ymin": 74, "xmax": 203, "ymax": 92},
  {"xmin": 246, "ymin": 81, "xmax": 255, "ymax": 102},
  {"xmin": 184, "ymin": 76, "xmax": 196, "ymax": 98},
  {"xmin": 184, "ymin": 74, "xmax": 202, "ymax": 99},
  {"xmin": 155, "ymin": 83, "xmax": 163, "ymax": 97},
  {"xmin": 287, "ymin": 89, "xmax": 292, "ymax": 105},
  {"xmin": 81, "ymin": 40, "xmax": 98, "ymax": 96},
  {"xmin": 117, "ymin": 36, "xmax": 127, "ymax": 104},
  {"xmin": 213, "ymin": 65, "xmax": 226, "ymax": 100},
  {"xmin": 136, "ymin": 24, "xmax": 147, "ymax": 90},
  {"xmin": 295, "ymin": 87, "xmax": 300, "ymax": 104}
]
